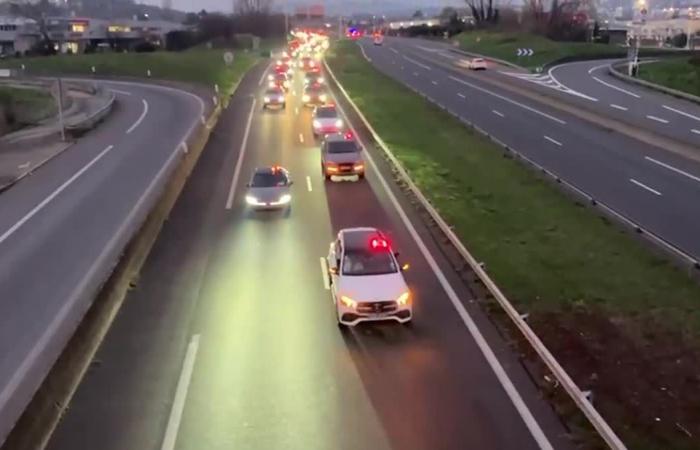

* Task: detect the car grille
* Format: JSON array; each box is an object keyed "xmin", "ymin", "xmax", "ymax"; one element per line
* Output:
[
  {"xmin": 357, "ymin": 301, "xmax": 398, "ymax": 314},
  {"xmin": 338, "ymin": 163, "xmax": 354, "ymax": 172}
]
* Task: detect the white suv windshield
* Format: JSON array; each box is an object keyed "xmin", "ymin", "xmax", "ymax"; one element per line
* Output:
[{"xmin": 342, "ymin": 249, "xmax": 397, "ymax": 276}]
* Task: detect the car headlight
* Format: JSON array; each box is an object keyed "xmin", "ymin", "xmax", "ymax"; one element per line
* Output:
[
  {"xmin": 268, "ymin": 74, "xmax": 274, "ymax": 81},
  {"xmin": 397, "ymin": 292, "xmax": 410, "ymax": 306},
  {"xmin": 340, "ymin": 295, "xmax": 357, "ymax": 309},
  {"xmin": 353, "ymin": 163, "xmax": 364, "ymax": 171},
  {"xmin": 302, "ymin": 94, "xmax": 310, "ymax": 102},
  {"xmin": 278, "ymin": 194, "xmax": 291, "ymax": 204},
  {"xmin": 246, "ymin": 195, "xmax": 260, "ymax": 205},
  {"xmin": 319, "ymin": 94, "xmax": 327, "ymax": 102},
  {"xmin": 335, "ymin": 119, "xmax": 343, "ymax": 128},
  {"xmin": 268, "ymin": 81, "xmax": 276, "ymax": 88},
  {"xmin": 263, "ymin": 96, "xmax": 270, "ymax": 103},
  {"xmin": 318, "ymin": 77, "xmax": 325, "ymax": 83},
  {"xmin": 313, "ymin": 119, "xmax": 321, "ymax": 128}
]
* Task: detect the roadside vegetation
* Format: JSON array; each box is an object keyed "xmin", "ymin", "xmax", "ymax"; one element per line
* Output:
[
  {"xmin": 327, "ymin": 39, "xmax": 700, "ymax": 449},
  {"xmin": 0, "ymin": 86, "xmax": 56, "ymax": 135},
  {"xmin": 638, "ymin": 56, "xmax": 700, "ymax": 97}
]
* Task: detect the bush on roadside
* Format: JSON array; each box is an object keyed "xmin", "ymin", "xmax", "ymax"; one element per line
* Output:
[
  {"xmin": 672, "ymin": 32, "xmax": 688, "ymax": 48},
  {"xmin": 134, "ymin": 41, "xmax": 157, "ymax": 53}
]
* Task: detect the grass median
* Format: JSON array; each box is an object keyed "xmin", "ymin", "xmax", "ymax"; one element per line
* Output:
[
  {"xmin": 0, "ymin": 86, "xmax": 56, "ymax": 132},
  {"xmin": 638, "ymin": 57, "xmax": 700, "ymax": 97},
  {"xmin": 328, "ymin": 39, "xmax": 700, "ymax": 449},
  {"xmin": 0, "ymin": 49, "xmax": 257, "ymax": 93}
]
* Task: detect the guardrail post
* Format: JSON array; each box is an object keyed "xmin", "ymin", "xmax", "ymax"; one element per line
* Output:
[{"xmin": 147, "ymin": 69, "xmax": 151, "ymax": 78}]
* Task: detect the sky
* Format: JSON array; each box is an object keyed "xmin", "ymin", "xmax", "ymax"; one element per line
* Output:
[{"xmin": 140, "ymin": 0, "xmax": 466, "ymax": 15}]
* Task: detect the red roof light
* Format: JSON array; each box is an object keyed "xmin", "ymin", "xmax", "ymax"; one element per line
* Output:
[{"xmin": 370, "ymin": 238, "xmax": 389, "ymax": 250}]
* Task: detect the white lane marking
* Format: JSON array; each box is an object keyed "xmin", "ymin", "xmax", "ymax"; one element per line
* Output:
[
  {"xmin": 645, "ymin": 156, "xmax": 700, "ymax": 183},
  {"xmin": 448, "ymin": 75, "xmax": 567, "ymax": 125},
  {"xmin": 662, "ymin": 105, "xmax": 700, "ymax": 122},
  {"xmin": 457, "ymin": 93, "xmax": 466, "ymax": 99},
  {"xmin": 630, "ymin": 178, "xmax": 662, "ymax": 196},
  {"xmin": 299, "ymin": 133, "xmax": 305, "ymax": 144},
  {"xmin": 330, "ymin": 90, "xmax": 554, "ymax": 450},
  {"xmin": 160, "ymin": 334, "xmax": 200, "ymax": 450},
  {"xmin": 0, "ymin": 145, "xmax": 115, "ymax": 245},
  {"xmin": 17, "ymin": 161, "xmax": 30, "ymax": 170},
  {"xmin": 126, "ymin": 99, "xmax": 149, "ymax": 134},
  {"xmin": 431, "ymin": 80, "xmax": 439, "ymax": 86},
  {"xmin": 692, "ymin": 129, "xmax": 700, "ymax": 135},
  {"xmin": 320, "ymin": 257, "xmax": 330, "ymax": 290},
  {"xmin": 389, "ymin": 47, "xmax": 399, "ymax": 55},
  {"xmin": 416, "ymin": 45, "xmax": 441, "ymax": 53},
  {"xmin": 306, "ymin": 175, "xmax": 313, "ymax": 192},
  {"xmin": 110, "ymin": 88, "xmax": 132, "ymax": 96},
  {"xmin": 592, "ymin": 76, "xmax": 641, "ymax": 98},
  {"xmin": 505, "ymin": 67, "xmax": 598, "ymax": 102},
  {"xmin": 492, "ymin": 110, "xmax": 504, "ymax": 117},
  {"xmin": 413, "ymin": 72, "xmax": 419, "ymax": 77},
  {"xmin": 295, "ymin": 107, "xmax": 299, "ymax": 115},
  {"xmin": 587, "ymin": 63, "xmax": 609, "ymax": 74},
  {"xmin": 257, "ymin": 65, "xmax": 269, "ymax": 86},
  {"xmin": 646, "ymin": 115, "xmax": 669, "ymax": 124},
  {"xmin": 610, "ymin": 104, "xmax": 628, "ymax": 111},
  {"xmin": 544, "ymin": 136, "xmax": 562, "ymax": 147},
  {"xmin": 403, "ymin": 55, "xmax": 431, "ymax": 70},
  {"xmin": 225, "ymin": 99, "xmax": 257, "ymax": 210},
  {"xmin": 359, "ymin": 44, "xmax": 371, "ymax": 62}
]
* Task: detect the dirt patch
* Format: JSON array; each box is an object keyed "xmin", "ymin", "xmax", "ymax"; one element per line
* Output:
[{"xmin": 530, "ymin": 309, "xmax": 700, "ymax": 449}]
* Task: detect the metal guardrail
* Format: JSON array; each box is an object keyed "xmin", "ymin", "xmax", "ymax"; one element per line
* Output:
[
  {"xmin": 65, "ymin": 87, "xmax": 115, "ymax": 133},
  {"xmin": 608, "ymin": 61, "xmax": 700, "ymax": 106},
  {"xmin": 323, "ymin": 58, "xmax": 629, "ymax": 450}
]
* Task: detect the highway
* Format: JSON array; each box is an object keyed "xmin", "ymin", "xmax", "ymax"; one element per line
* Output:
[
  {"xmin": 43, "ymin": 62, "xmax": 573, "ymax": 449},
  {"xmin": 359, "ymin": 37, "xmax": 700, "ymax": 260},
  {"xmin": 0, "ymin": 79, "xmax": 207, "ymax": 444}
]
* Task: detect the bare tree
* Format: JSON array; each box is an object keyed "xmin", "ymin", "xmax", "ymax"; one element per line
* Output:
[
  {"xmin": 235, "ymin": 0, "xmax": 273, "ymax": 15},
  {"xmin": 464, "ymin": 0, "xmax": 498, "ymax": 25}
]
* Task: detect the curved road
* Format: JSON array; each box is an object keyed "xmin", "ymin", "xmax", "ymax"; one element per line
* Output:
[
  {"xmin": 357, "ymin": 37, "xmax": 700, "ymax": 261},
  {"xmin": 42, "ymin": 62, "xmax": 573, "ymax": 449},
  {"xmin": 0, "ymin": 79, "xmax": 207, "ymax": 444}
]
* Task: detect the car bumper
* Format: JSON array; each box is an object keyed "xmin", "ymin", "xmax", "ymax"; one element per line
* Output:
[
  {"xmin": 313, "ymin": 126, "xmax": 341, "ymax": 135},
  {"xmin": 264, "ymin": 101, "xmax": 285, "ymax": 108},
  {"xmin": 337, "ymin": 305, "xmax": 412, "ymax": 326}
]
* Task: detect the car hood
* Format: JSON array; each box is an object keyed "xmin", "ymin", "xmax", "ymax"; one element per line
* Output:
[
  {"xmin": 248, "ymin": 186, "xmax": 289, "ymax": 202},
  {"xmin": 325, "ymin": 152, "xmax": 362, "ymax": 164},
  {"xmin": 337, "ymin": 272, "xmax": 407, "ymax": 303}
]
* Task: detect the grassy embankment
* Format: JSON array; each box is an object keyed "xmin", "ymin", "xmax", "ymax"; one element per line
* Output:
[
  {"xmin": 0, "ymin": 86, "xmax": 56, "ymax": 134},
  {"xmin": 637, "ymin": 57, "xmax": 700, "ymax": 97},
  {"xmin": 328, "ymin": 39, "xmax": 700, "ymax": 450}
]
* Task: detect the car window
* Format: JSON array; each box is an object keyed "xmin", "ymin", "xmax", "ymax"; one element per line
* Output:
[
  {"xmin": 327, "ymin": 141, "xmax": 358, "ymax": 154},
  {"xmin": 315, "ymin": 108, "xmax": 337, "ymax": 118},
  {"xmin": 251, "ymin": 171, "xmax": 288, "ymax": 187},
  {"xmin": 342, "ymin": 249, "xmax": 397, "ymax": 276},
  {"xmin": 266, "ymin": 88, "xmax": 283, "ymax": 95}
]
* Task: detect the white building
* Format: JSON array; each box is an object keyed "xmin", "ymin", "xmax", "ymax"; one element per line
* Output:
[{"xmin": 0, "ymin": 15, "xmax": 39, "ymax": 55}]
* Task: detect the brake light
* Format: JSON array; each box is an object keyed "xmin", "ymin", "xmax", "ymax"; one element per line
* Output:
[
  {"xmin": 370, "ymin": 238, "xmax": 389, "ymax": 249},
  {"xmin": 344, "ymin": 131, "xmax": 354, "ymax": 140}
]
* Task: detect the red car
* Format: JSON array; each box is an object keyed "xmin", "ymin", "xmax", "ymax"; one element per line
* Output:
[{"xmin": 274, "ymin": 63, "xmax": 292, "ymax": 75}]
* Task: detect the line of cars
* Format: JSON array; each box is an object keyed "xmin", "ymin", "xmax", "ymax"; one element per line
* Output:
[{"xmin": 250, "ymin": 30, "xmax": 413, "ymax": 327}]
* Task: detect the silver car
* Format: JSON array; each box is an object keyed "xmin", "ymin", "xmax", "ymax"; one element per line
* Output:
[
  {"xmin": 245, "ymin": 166, "xmax": 293, "ymax": 209},
  {"xmin": 321, "ymin": 133, "xmax": 365, "ymax": 181},
  {"xmin": 312, "ymin": 105, "xmax": 344, "ymax": 137}
]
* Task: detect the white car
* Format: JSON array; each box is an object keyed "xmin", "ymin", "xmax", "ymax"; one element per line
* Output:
[
  {"xmin": 312, "ymin": 105, "xmax": 344, "ymax": 136},
  {"xmin": 327, "ymin": 228, "xmax": 412, "ymax": 326},
  {"xmin": 469, "ymin": 58, "xmax": 487, "ymax": 70}
]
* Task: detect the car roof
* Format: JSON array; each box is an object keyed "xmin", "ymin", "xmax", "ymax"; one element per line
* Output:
[{"xmin": 341, "ymin": 228, "xmax": 388, "ymax": 250}]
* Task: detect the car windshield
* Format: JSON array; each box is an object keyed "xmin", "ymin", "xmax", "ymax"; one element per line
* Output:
[
  {"xmin": 316, "ymin": 108, "xmax": 337, "ymax": 118},
  {"xmin": 251, "ymin": 171, "xmax": 288, "ymax": 187},
  {"xmin": 306, "ymin": 86, "xmax": 324, "ymax": 94},
  {"xmin": 342, "ymin": 249, "xmax": 397, "ymax": 276},
  {"xmin": 327, "ymin": 141, "xmax": 358, "ymax": 153},
  {"xmin": 266, "ymin": 89, "xmax": 282, "ymax": 96}
]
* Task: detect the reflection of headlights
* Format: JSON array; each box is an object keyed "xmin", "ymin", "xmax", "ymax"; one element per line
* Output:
[
  {"xmin": 335, "ymin": 119, "xmax": 343, "ymax": 128},
  {"xmin": 319, "ymin": 94, "xmax": 327, "ymax": 102},
  {"xmin": 340, "ymin": 295, "xmax": 357, "ymax": 309},
  {"xmin": 397, "ymin": 292, "xmax": 410, "ymax": 306},
  {"xmin": 302, "ymin": 94, "xmax": 310, "ymax": 102},
  {"xmin": 263, "ymin": 96, "xmax": 270, "ymax": 103},
  {"xmin": 268, "ymin": 81, "xmax": 276, "ymax": 88},
  {"xmin": 246, "ymin": 195, "xmax": 261, "ymax": 205}
]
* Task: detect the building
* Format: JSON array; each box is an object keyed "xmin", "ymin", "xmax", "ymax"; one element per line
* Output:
[
  {"xmin": 105, "ymin": 18, "xmax": 187, "ymax": 50},
  {"xmin": 0, "ymin": 15, "xmax": 39, "ymax": 55},
  {"xmin": 45, "ymin": 16, "xmax": 109, "ymax": 53}
]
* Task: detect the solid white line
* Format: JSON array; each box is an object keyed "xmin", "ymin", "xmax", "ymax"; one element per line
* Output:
[
  {"xmin": 389, "ymin": 47, "xmax": 398, "ymax": 54},
  {"xmin": 610, "ymin": 104, "xmax": 628, "ymax": 111},
  {"xmin": 492, "ymin": 110, "xmax": 504, "ymax": 117},
  {"xmin": 110, "ymin": 88, "xmax": 132, "ymax": 96},
  {"xmin": 0, "ymin": 145, "xmax": 115, "ymax": 246},
  {"xmin": 160, "ymin": 334, "xmax": 200, "ymax": 450},
  {"xmin": 544, "ymin": 136, "xmax": 562, "ymax": 147},
  {"xmin": 299, "ymin": 133, "xmax": 304, "ymax": 144},
  {"xmin": 592, "ymin": 76, "xmax": 641, "ymax": 98},
  {"xmin": 359, "ymin": 44, "xmax": 371, "ymax": 62},
  {"xmin": 295, "ymin": 107, "xmax": 299, "ymax": 115},
  {"xmin": 692, "ymin": 129, "xmax": 700, "ymax": 135},
  {"xmin": 457, "ymin": 93, "xmax": 466, "ymax": 99},
  {"xmin": 403, "ymin": 55, "xmax": 431, "ymax": 70},
  {"xmin": 306, "ymin": 175, "xmax": 313, "ymax": 192},
  {"xmin": 257, "ymin": 65, "xmax": 268, "ymax": 86},
  {"xmin": 225, "ymin": 99, "xmax": 257, "ymax": 210},
  {"xmin": 320, "ymin": 257, "xmax": 330, "ymax": 290},
  {"xmin": 587, "ymin": 63, "xmax": 609, "ymax": 74},
  {"xmin": 662, "ymin": 105, "xmax": 700, "ymax": 122},
  {"xmin": 431, "ymin": 80, "xmax": 439, "ymax": 86},
  {"xmin": 448, "ymin": 75, "xmax": 567, "ymax": 125},
  {"xmin": 645, "ymin": 156, "xmax": 700, "ymax": 183},
  {"xmin": 329, "ymin": 89, "xmax": 553, "ymax": 450},
  {"xmin": 646, "ymin": 115, "xmax": 669, "ymax": 124},
  {"xmin": 126, "ymin": 99, "xmax": 149, "ymax": 134},
  {"xmin": 630, "ymin": 178, "xmax": 662, "ymax": 196}
]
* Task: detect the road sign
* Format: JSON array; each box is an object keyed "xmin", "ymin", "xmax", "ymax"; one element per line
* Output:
[
  {"xmin": 224, "ymin": 51, "xmax": 234, "ymax": 66},
  {"xmin": 516, "ymin": 48, "xmax": 534, "ymax": 56}
]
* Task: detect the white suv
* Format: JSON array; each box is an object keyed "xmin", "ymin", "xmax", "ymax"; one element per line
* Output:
[{"xmin": 327, "ymin": 228, "xmax": 412, "ymax": 326}]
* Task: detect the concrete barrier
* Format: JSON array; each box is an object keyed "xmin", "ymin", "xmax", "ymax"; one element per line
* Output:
[{"xmin": 608, "ymin": 61, "xmax": 700, "ymax": 106}]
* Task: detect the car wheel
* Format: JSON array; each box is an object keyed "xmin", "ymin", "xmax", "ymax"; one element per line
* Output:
[{"xmin": 358, "ymin": 173, "xmax": 365, "ymax": 180}]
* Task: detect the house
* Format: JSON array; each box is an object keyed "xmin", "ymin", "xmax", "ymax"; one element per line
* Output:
[{"xmin": 0, "ymin": 15, "xmax": 40, "ymax": 55}]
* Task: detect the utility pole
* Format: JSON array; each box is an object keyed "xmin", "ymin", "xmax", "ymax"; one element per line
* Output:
[{"xmin": 56, "ymin": 78, "xmax": 66, "ymax": 142}]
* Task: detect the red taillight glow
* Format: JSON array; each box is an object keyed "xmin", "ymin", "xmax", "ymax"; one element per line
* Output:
[
  {"xmin": 370, "ymin": 238, "xmax": 389, "ymax": 249},
  {"xmin": 344, "ymin": 131, "xmax": 354, "ymax": 140}
]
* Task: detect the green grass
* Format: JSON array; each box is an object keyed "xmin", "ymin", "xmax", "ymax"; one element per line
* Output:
[
  {"xmin": 0, "ymin": 86, "xmax": 56, "ymax": 130},
  {"xmin": 638, "ymin": 57, "xmax": 700, "ymax": 97},
  {"xmin": 327, "ymin": 39, "xmax": 700, "ymax": 331},
  {"xmin": 0, "ymin": 49, "xmax": 257, "ymax": 94},
  {"xmin": 454, "ymin": 30, "xmax": 626, "ymax": 70}
]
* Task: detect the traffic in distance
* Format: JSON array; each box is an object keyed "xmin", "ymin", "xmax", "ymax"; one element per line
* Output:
[{"xmin": 261, "ymin": 30, "xmax": 410, "ymax": 326}]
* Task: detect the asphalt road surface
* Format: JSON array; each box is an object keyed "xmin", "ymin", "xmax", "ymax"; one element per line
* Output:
[
  {"xmin": 0, "ymin": 80, "xmax": 206, "ymax": 444},
  {"xmin": 359, "ymin": 37, "xmax": 700, "ymax": 260},
  {"xmin": 45, "ymin": 62, "xmax": 574, "ymax": 450}
]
